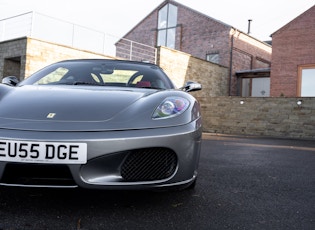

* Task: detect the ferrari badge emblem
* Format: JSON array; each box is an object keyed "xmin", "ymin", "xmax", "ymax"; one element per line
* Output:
[{"xmin": 47, "ymin": 113, "xmax": 56, "ymax": 119}]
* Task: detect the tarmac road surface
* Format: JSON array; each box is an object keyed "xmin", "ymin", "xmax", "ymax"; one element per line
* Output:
[{"xmin": 0, "ymin": 134, "xmax": 314, "ymax": 230}]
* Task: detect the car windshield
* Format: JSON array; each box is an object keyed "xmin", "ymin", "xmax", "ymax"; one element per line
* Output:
[{"xmin": 19, "ymin": 59, "xmax": 175, "ymax": 90}]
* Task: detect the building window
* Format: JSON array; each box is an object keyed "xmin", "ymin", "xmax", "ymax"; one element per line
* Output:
[
  {"xmin": 206, "ymin": 53, "xmax": 219, "ymax": 64},
  {"xmin": 298, "ymin": 65, "xmax": 315, "ymax": 97},
  {"xmin": 241, "ymin": 77, "xmax": 270, "ymax": 97},
  {"xmin": 157, "ymin": 4, "xmax": 178, "ymax": 49}
]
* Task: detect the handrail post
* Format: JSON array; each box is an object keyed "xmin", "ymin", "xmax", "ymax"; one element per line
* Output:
[{"xmin": 130, "ymin": 41, "xmax": 133, "ymax": 61}]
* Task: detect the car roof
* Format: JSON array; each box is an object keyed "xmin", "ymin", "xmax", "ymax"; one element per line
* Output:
[{"xmin": 56, "ymin": 59, "xmax": 158, "ymax": 68}]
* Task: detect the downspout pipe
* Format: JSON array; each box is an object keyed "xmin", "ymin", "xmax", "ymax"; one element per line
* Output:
[{"xmin": 229, "ymin": 29, "xmax": 236, "ymax": 96}]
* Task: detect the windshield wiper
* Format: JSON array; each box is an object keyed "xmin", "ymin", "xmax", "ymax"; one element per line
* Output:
[
  {"xmin": 137, "ymin": 86, "xmax": 165, "ymax": 90},
  {"xmin": 73, "ymin": 81, "xmax": 103, "ymax": 86}
]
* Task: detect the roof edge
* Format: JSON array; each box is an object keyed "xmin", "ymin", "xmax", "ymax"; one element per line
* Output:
[{"xmin": 271, "ymin": 4, "xmax": 315, "ymax": 37}]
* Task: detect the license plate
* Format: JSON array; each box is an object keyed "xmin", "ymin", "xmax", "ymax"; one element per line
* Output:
[{"xmin": 0, "ymin": 140, "xmax": 87, "ymax": 164}]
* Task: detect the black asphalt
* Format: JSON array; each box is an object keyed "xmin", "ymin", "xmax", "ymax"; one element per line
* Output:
[{"xmin": 0, "ymin": 134, "xmax": 314, "ymax": 230}]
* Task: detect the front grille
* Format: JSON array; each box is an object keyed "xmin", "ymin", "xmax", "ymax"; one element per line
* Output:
[
  {"xmin": 121, "ymin": 148, "xmax": 177, "ymax": 182},
  {"xmin": 1, "ymin": 163, "xmax": 76, "ymax": 186}
]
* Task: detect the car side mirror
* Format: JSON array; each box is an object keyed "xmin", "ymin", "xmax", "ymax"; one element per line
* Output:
[
  {"xmin": 2, "ymin": 76, "xmax": 19, "ymax": 86},
  {"xmin": 181, "ymin": 81, "xmax": 202, "ymax": 92}
]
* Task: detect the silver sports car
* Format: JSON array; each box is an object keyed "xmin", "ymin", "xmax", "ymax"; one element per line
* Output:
[{"xmin": 0, "ymin": 59, "xmax": 202, "ymax": 190}]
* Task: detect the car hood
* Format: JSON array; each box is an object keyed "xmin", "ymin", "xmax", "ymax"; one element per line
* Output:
[
  {"xmin": 0, "ymin": 85, "xmax": 196, "ymax": 131},
  {"xmin": 0, "ymin": 85, "xmax": 145, "ymax": 121}
]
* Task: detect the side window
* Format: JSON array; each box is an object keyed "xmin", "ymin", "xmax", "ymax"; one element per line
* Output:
[
  {"xmin": 131, "ymin": 75, "xmax": 144, "ymax": 84},
  {"xmin": 35, "ymin": 67, "xmax": 68, "ymax": 85},
  {"xmin": 298, "ymin": 65, "xmax": 315, "ymax": 97},
  {"xmin": 91, "ymin": 73, "xmax": 101, "ymax": 83}
]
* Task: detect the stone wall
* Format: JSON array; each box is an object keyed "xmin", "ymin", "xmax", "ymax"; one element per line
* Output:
[
  {"xmin": 158, "ymin": 46, "xmax": 229, "ymax": 97},
  {"xmin": 198, "ymin": 97, "xmax": 315, "ymax": 139},
  {"xmin": 157, "ymin": 47, "xmax": 315, "ymax": 140},
  {"xmin": 0, "ymin": 38, "xmax": 27, "ymax": 81},
  {"xmin": 25, "ymin": 37, "xmax": 115, "ymax": 78},
  {"xmin": 0, "ymin": 37, "xmax": 115, "ymax": 80}
]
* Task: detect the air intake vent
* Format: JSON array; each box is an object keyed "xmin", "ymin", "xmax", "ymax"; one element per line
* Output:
[
  {"xmin": 121, "ymin": 148, "xmax": 177, "ymax": 182},
  {"xmin": 1, "ymin": 163, "xmax": 76, "ymax": 186}
]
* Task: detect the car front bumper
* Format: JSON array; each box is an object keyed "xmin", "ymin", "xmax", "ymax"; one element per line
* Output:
[{"xmin": 0, "ymin": 118, "xmax": 202, "ymax": 190}]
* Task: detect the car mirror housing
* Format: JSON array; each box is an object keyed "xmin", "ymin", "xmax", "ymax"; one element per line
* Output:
[
  {"xmin": 181, "ymin": 81, "xmax": 202, "ymax": 92},
  {"xmin": 2, "ymin": 76, "xmax": 20, "ymax": 86}
]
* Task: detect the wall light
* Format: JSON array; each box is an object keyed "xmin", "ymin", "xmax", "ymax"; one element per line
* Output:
[
  {"xmin": 240, "ymin": 100, "xmax": 245, "ymax": 105},
  {"xmin": 297, "ymin": 100, "xmax": 302, "ymax": 106}
]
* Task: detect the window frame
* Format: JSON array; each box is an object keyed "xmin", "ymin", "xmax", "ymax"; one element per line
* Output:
[
  {"xmin": 206, "ymin": 53, "xmax": 220, "ymax": 64},
  {"xmin": 297, "ymin": 64, "xmax": 315, "ymax": 97}
]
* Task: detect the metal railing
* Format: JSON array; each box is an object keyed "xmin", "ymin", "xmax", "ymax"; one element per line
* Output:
[
  {"xmin": 116, "ymin": 38, "xmax": 157, "ymax": 63},
  {"xmin": 0, "ymin": 12, "xmax": 157, "ymax": 63}
]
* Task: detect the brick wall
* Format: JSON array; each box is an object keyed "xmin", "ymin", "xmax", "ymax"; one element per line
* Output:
[
  {"xmin": 119, "ymin": 1, "xmax": 271, "ymax": 96},
  {"xmin": 271, "ymin": 5, "xmax": 315, "ymax": 97},
  {"xmin": 230, "ymin": 31, "xmax": 272, "ymax": 95},
  {"xmin": 120, "ymin": 1, "xmax": 233, "ymax": 67},
  {"xmin": 176, "ymin": 5, "xmax": 231, "ymax": 65},
  {"xmin": 199, "ymin": 97, "xmax": 315, "ymax": 139},
  {"xmin": 118, "ymin": 10, "xmax": 158, "ymax": 48}
]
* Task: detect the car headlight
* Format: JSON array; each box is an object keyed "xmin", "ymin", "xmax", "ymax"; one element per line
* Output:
[{"xmin": 152, "ymin": 97, "xmax": 190, "ymax": 119}]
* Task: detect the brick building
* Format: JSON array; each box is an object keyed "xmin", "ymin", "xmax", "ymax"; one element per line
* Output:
[
  {"xmin": 270, "ymin": 5, "xmax": 315, "ymax": 97},
  {"xmin": 116, "ymin": 0, "xmax": 272, "ymax": 96}
]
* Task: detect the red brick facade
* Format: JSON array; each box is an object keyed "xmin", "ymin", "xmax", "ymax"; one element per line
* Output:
[
  {"xmin": 270, "ymin": 5, "xmax": 315, "ymax": 97},
  {"xmin": 117, "ymin": 0, "xmax": 271, "ymax": 96}
]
